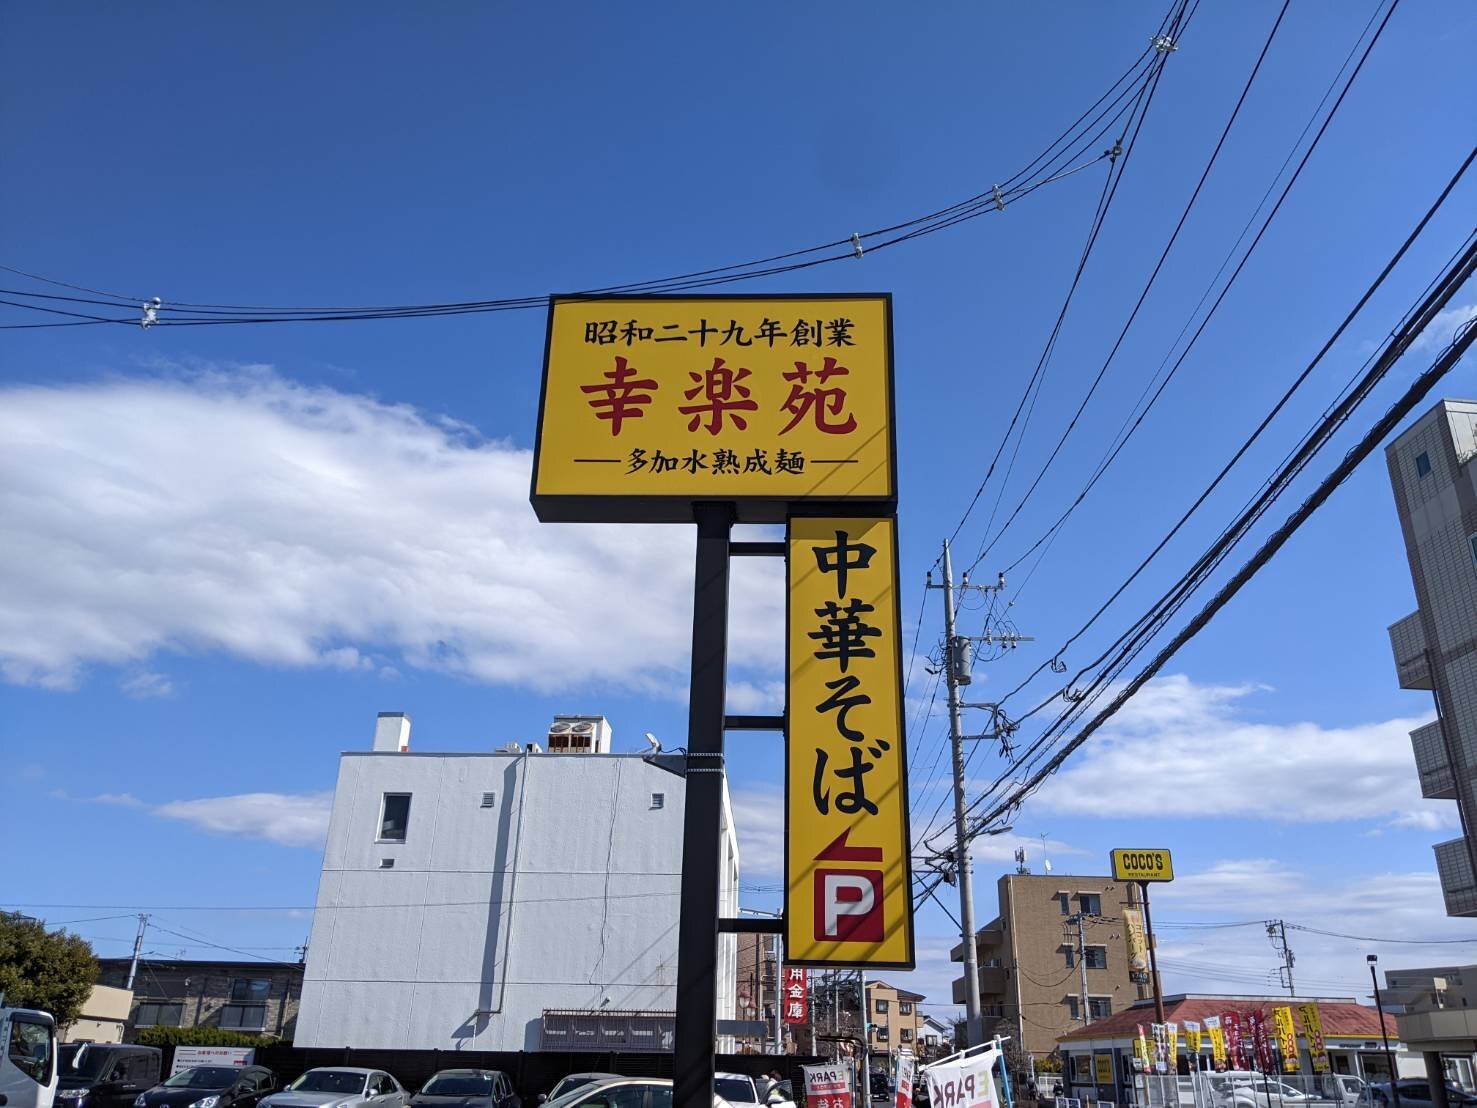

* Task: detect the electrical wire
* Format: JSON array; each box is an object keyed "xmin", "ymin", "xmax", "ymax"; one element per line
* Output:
[
  {"xmin": 989, "ymin": 0, "xmax": 1401, "ymax": 597},
  {"xmin": 962, "ymin": 0, "xmax": 1293, "ymax": 578},
  {"xmin": 923, "ymin": 220, "xmax": 1477, "ymax": 853},
  {"xmin": 0, "ymin": 26, "xmax": 1175, "ymax": 333},
  {"xmin": 942, "ymin": 1, "xmax": 1189, "ymax": 557},
  {"xmin": 993, "ymin": 143, "xmax": 1477, "ymax": 722},
  {"xmin": 946, "ymin": 296, "xmax": 1477, "ymax": 851}
]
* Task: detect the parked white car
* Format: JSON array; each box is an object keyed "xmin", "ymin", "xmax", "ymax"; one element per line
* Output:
[
  {"xmin": 541, "ymin": 1078, "xmax": 737, "ymax": 1108},
  {"xmin": 261, "ymin": 1070, "xmax": 407, "ymax": 1108},
  {"xmin": 1207, "ymin": 1073, "xmax": 1314, "ymax": 1108}
]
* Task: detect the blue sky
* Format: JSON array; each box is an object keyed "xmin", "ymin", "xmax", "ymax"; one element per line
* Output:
[{"xmin": 3, "ymin": 1, "xmax": 1476, "ymax": 1020}]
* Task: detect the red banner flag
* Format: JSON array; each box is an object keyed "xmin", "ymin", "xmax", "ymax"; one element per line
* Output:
[{"xmin": 782, "ymin": 966, "xmax": 809, "ymax": 1025}]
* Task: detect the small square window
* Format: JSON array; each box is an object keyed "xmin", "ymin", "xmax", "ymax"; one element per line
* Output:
[
  {"xmin": 379, "ymin": 857, "xmax": 395, "ymax": 869},
  {"xmin": 1057, "ymin": 893, "xmax": 1070, "ymax": 915},
  {"xmin": 379, "ymin": 793, "xmax": 411, "ymax": 842},
  {"xmin": 651, "ymin": 792, "xmax": 665, "ymax": 809},
  {"xmin": 1416, "ymin": 452, "xmax": 1432, "ymax": 478},
  {"xmin": 480, "ymin": 791, "xmax": 496, "ymax": 808},
  {"xmin": 1085, "ymin": 946, "xmax": 1107, "ymax": 969}
]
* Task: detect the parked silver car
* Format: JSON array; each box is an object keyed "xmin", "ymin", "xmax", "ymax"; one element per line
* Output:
[{"xmin": 262, "ymin": 1070, "xmax": 407, "ymax": 1108}]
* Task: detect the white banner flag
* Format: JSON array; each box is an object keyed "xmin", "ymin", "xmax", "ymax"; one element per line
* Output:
[{"xmin": 925, "ymin": 1048, "xmax": 1000, "ymax": 1108}]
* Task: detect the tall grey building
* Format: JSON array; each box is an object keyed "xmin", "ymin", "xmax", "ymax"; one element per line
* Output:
[{"xmin": 1387, "ymin": 398, "xmax": 1477, "ymax": 917}]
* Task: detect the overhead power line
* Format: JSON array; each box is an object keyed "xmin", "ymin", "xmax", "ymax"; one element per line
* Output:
[
  {"xmin": 992, "ymin": 143, "xmax": 1477, "ymax": 720},
  {"xmin": 987, "ymin": 0, "xmax": 1401, "ymax": 586},
  {"xmin": 961, "ymin": 0, "xmax": 1292, "ymax": 578},
  {"xmin": 0, "ymin": 21, "xmax": 1178, "ymax": 332},
  {"xmin": 952, "ymin": 284, "xmax": 1476, "ymax": 849}
]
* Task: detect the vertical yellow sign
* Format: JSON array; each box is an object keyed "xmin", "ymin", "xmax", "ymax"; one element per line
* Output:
[
  {"xmin": 785, "ymin": 516, "xmax": 914, "ymax": 967},
  {"xmin": 1297, "ymin": 1003, "xmax": 1329, "ymax": 1073},
  {"xmin": 1273, "ymin": 1007, "xmax": 1300, "ymax": 1072}
]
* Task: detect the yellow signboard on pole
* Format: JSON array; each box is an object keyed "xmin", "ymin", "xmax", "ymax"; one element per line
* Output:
[
  {"xmin": 531, "ymin": 295, "xmax": 895, "ymax": 523},
  {"xmin": 1110, "ymin": 848, "xmax": 1175, "ymax": 882},
  {"xmin": 785, "ymin": 516, "xmax": 913, "ymax": 967}
]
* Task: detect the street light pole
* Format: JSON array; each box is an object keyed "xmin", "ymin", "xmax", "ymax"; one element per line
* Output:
[{"xmin": 1368, "ymin": 955, "xmax": 1403, "ymax": 1108}]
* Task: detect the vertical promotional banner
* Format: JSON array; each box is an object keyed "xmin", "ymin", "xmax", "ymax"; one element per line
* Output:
[
  {"xmin": 1273, "ymin": 1007, "xmax": 1300, "ymax": 1072},
  {"xmin": 1297, "ymin": 1003, "xmax": 1330, "ymax": 1073},
  {"xmin": 1204, "ymin": 1016, "xmax": 1226, "ymax": 1071},
  {"xmin": 896, "ymin": 1055, "xmax": 915, "ymax": 1108},
  {"xmin": 1151, "ymin": 1024, "xmax": 1169, "ymax": 1073},
  {"xmin": 1135, "ymin": 1025, "xmax": 1152, "ymax": 1074},
  {"xmin": 804, "ymin": 1065, "xmax": 854, "ymax": 1108},
  {"xmin": 783, "ymin": 966, "xmax": 810, "ymax": 1024},
  {"xmin": 1222, "ymin": 1012, "xmax": 1247, "ymax": 1070},
  {"xmin": 532, "ymin": 294, "xmax": 896, "ymax": 523},
  {"xmin": 1250, "ymin": 1010, "xmax": 1274, "ymax": 1072},
  {"xmin": 785, "ymin": 516, "xmax": 914, "ymax": 967},
  {"xmin": 1166, "ymin": 1023, "xmax": 1179, "ymax": 1072},
  {"xmin": 1122, "ymin": 907, "xmax": 1150, "ymax": 984},
  {"xmin": 1184, "ymin": 1020, "xmax": 1203, "ymax": 1060}
]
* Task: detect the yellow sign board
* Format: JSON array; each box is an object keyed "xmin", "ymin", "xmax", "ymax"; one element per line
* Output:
[
  {"xmin": 785, "ymin": 516, "xmax": 913, "ymax": 967},
  {"xmin": 531, "ymin": 295, "xmax": 895, "ymax": 522},
  {"xmin": 1110, "ymin": 848, "xmax": 1174, "ymax": 882},
  {"xmin": 1094, "ymin": 1056, "xmax": 1114, "ymax": 1085}
]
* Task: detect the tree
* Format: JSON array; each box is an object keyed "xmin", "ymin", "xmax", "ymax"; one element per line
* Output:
[{"xmin": 0, "ymin": 912, "xmax": 99, "ymax": 1027}]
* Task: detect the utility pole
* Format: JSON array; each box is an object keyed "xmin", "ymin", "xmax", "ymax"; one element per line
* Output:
[
  {"xmin": 936, "ymin": 540, "xmax": 981, "ymax": 1046},
  {"xmin": 771, "ymin": 930, "xmax": 783, "ymax": 1055},
  {"xmin": 1267, "ymin": 920, "xmax": 1295, "ymax": 995},
  {"xmin": 930, "ymin": 540, "xmax": 1032, "ymax": 1046},
  {"xmin": 860, "ymin": 970, "xmax": 871, "ymax": 1108},
  {"xmin": 1070, "ymin": 913, "xmax": 1091, "ymax": 1026},
  {"xmin": 125, "ymin": 913, "xmax": 150, "ymax": 989}
]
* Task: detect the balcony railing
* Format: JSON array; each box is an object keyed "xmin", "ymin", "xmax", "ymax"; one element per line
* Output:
[
  {"xmin": 1390, "ymin": 612, "xmax": 1432, "ymax": 690},
  {"xmin": 1410, "ymin": 721, "xmax": 1455, "ymax": 800},
  {"xmin": 1434, "ymin": 839, "xmax": 1477, "ymax": 917}
]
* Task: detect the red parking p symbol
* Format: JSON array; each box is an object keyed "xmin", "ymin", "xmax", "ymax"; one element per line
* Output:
[{"xmin": 812, "ymin": 830, "xmax": 885, "ymax": 942}]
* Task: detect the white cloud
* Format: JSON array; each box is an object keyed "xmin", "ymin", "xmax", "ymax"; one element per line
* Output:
[
  {"xmin": 0, "ymin": 370, "xmax": 783, "ymax": 693},
  {"xmin": 731, "ymin": 786, "xmax": 784, "ymax": 878},
  {"xmin": 153, "ymin": 790, "xmax": 332, "ymax": 848},
  {"xmin": 120, "ymin": 671, "xmax": 175, "ymax": 699},
  {"xmin": 1033, "ymin": 675, "xmax": 1442, "ymax": 828},
  {"xmin": 1413, "ymin": 303, "xmax": 1476, "ymax": 353},
  {"xmin": 90, "ymin": 792, "xmax": 147, "ymax": 808}
]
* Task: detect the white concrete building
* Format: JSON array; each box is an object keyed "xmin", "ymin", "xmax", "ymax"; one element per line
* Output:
[
  {"xmin": 1387, "ymin": 400, "xmax": 1477, "ymax": 917},
  {"xmin": 294, "ymin": 712, "xmax": 740, "ymax": 1051}
]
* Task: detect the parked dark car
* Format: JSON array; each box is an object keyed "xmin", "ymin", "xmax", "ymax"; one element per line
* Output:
[
  {"xmin": 412, "ymin": 1071, "xmax": 519, "ymax": 1108},
  {"xmin": 1361, "ymin": 1082, "xmax": 1477, "ymax": 1108},
  {"xmin": 136, "ymin": 1066, "xmax": 277, "ymax": 1108},
  {"xmin": 57, "ymin": 1045, "xmax": 163, "ymax": 1108},
  {"xmin": 56, "ymin": 1046, "xmax": 164, "ymax": 1108}
]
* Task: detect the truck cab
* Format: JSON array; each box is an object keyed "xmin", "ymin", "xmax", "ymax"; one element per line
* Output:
[{"xmin": 1, "ymin": 1007, "xmax": 58, "ymax": 1108}]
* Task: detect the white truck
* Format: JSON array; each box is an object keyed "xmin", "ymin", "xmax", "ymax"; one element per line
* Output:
[{"xmin": 1, "ymin": 1006, "xmax": 58, "ymax": 1108}]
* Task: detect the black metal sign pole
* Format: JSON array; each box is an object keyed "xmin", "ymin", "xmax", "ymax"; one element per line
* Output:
[{"xmin": 674, "ymin": 502, "xmax": 734, "ymax": 1108}]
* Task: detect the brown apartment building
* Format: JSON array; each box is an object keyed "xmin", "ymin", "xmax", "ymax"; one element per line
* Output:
[
  {"xmin": 865, "ymin": 980, "xmax": 927, "ymax": 1060},
  {"xmin": 950, "ymin": 873, "xmax": 1150, "ymax": 1058}
]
